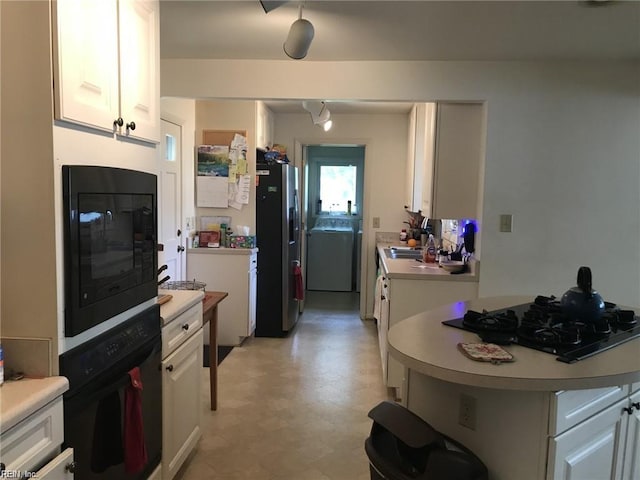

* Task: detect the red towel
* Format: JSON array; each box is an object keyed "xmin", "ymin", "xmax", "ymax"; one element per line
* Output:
[
  {"xmin": 294, "ymin": 264, "xmax": 304, "ymax": 300},
  {"xmin": 124, "ymin": 367, "xmax": 147, "ymax": 474}
]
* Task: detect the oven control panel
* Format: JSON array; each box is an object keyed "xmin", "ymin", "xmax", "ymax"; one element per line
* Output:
[{"xmin": 60, "ymin": 304, "xmax": 161, "ymax": 392}]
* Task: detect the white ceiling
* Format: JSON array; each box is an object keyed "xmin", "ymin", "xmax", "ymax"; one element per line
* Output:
[{"xmin": 159, "ymin": 0, "xmax": 640, "ymax": 112}]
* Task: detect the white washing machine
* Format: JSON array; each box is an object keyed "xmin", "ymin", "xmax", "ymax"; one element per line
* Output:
[{"xmin": 306, "ymin": 216, "xmax": 354, "ymax": 291}]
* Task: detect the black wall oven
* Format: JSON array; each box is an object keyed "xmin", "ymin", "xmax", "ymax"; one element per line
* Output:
[
  {"xmin": 62, "ymin": 165, "xmax": 158, "ymax": 337},
  {"xmin": 59, "ymin": 305, "xmax": 162, "ymax": 479}
]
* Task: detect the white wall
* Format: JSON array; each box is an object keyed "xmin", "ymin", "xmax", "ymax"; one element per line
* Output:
[{"xmin": 162, "ymin": 59, "xmax": 640, "ymax": 308}]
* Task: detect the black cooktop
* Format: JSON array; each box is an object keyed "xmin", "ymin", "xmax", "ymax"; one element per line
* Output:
[{"xmin": 442, "ymin": 296, "xmax": 640, "ymax": 363}]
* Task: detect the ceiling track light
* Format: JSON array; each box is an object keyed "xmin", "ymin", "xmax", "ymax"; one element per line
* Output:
[
  {"xmin": 283, "ymin": 3, "xmax": 314, "ymax": 60},
  {"xmin": 302, "ymin": 100, "xmax": 332, "ymax": 131}
]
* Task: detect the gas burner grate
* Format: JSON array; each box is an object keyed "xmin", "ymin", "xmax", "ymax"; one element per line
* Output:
[{"xmin": 463, "ymin": 309, "xmax": 518, "ymax": 332}]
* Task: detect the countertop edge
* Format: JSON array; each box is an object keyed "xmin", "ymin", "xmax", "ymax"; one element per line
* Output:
[
  {"xmin": 159, "ymin": 289, "xmax": 205, "ymax": 325},
  {"xmin": 1, "ymin": 376, "xmax": 69, "ymax": 433},
  {"xmin": 377, "ymin": 244, "xmax": 479, "ymax": 282},
  {"xmin": 388, "ymin": 296, "xmax": 640, "ymax": 392}
]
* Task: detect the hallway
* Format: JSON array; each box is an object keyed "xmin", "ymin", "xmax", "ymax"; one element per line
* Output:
[{"xmin": 177, "ymin": 291, "xmax": 391, "ymax": 480}]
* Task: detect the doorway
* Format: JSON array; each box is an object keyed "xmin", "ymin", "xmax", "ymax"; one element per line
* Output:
[{"xmin": 304, "ymin": 145, "xmax": 365, "ymax": 295}]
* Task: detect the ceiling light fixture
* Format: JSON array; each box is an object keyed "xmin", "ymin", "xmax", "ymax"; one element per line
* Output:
[
  {"xmin": 283, "ymin": 3, "xmax": 314, "ymax": 59},
  {"xmin": 302, "ymin": 100, "xmax": 332, "ymax": 131}
]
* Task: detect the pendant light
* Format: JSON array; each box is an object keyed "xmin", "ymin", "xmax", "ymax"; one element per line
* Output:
[
  {"xmin": 283, "ymin": 4, "xmax": 314, "ymax": 59},
  {"xmin": 302, "ymin": 100, "xmax": 332, "ymax": 131}
]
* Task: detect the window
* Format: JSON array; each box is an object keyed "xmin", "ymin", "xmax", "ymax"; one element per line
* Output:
[
  {"xmin": 306, "ymin": 145, "xmax": 365, "ymax": 221},
  {"xmin": 319, "ymin": 165, "xmax": 357, "ymax": 214}
]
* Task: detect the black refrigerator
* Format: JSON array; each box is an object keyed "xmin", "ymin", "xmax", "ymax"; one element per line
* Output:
[{"xmin": 255, "ymin": 162, "xmax": 300, "ymax": 337}]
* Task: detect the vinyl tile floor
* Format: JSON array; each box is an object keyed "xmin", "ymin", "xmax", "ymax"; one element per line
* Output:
[{"xmin": 176, "ymin": 291, "xmax": 392, "ymax": 480}]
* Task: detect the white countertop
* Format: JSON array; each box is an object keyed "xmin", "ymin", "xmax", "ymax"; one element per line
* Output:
[
  {"xmin": 377, "ymin": 244, "xmax": 479, "ymax": 282},
  {"xmin": 158, "ymin": 289, "xmax": 205, "ymax": 326},
  {"xmin": 1, "ymin": 376, "xmax": 69, "ymax": 433},
  {"xmin": 187, "ymin": 247, "xmax": 258, "ymax": 255},
  {"xmin": 388, "ymin": 296, "xmax": 640, "ymax": 391}
]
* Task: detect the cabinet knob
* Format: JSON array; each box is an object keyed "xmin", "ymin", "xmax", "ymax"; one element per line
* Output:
[
  {"xmin": 166, "ymin": 365, "xmax": 174, "ymax": 372},
  {"xmin": 113, "ymin": 117, "xmax": 123, "ymax": 128},
  {"xmin": 623, "ymin": 406, "xmax": 634, "ymax": 415},
  {"xmin": 177, "ymin": 229, "xmax": 182, "ymax": 237},
  {"xmin": 633, "ymin": 402, "xmax": 640, "ymax": 410},
  {"xmin": 126, "ymin": 121, "xmax": 136, "ymax": 132},
  {"xmin": 182, "ymin": 324, "xmax": 189, "ymax": 331},
  {"xmin": 177, "ymin": 245, "xmax": 185, "ymax": 253},
  {"xmin": 65, "ymin": 461, "xmax": 78, "ymax": 474}
]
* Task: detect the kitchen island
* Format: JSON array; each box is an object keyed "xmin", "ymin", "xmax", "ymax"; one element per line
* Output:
[{"xmin": 388, "ymin": 296, "xmax": 640, "ymax": 480}]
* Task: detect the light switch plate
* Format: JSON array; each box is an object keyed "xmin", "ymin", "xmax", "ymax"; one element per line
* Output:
[
  {"xmin": 372, "ymin": 217, "xmax": 380, "ymax": 228},
  {"xmin": 499, "ymin": 214, "xmax": 513, "ymax": 232}
]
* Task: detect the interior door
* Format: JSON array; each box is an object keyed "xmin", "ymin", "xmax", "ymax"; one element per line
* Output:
[{"xmin": 159, "ymin": 119, "xmax": 183, "ymax": 282}]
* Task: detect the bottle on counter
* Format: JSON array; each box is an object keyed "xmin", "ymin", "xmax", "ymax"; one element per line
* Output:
[
  {"xmin": 400, "ymin": 229, "xmax": 408, "ymax": 242},
  {"xmin": 424, "ymin": 234, "xmax": 437, "ymax": 263}
]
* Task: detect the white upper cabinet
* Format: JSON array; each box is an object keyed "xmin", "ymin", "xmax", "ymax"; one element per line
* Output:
[
  {"xmin": 118, "ymin": 0, "xmax": 160, "ymax": 143},
  {"xmin": 53, "ymin": 0, "xmax": 160, "ymax": 143},
  {"xmin": 406, "ymin": 102, "xmax": 484, "ymax": 220},
  {"xmin": 52, "ymin": 0, "xmax": 120, "ymax": 132},
  {"xmin": 405, "ymin": 103, "xmax": 436, "ymax": 214},
  {"xmin": 431, "ymin": 103, "xmax": 484, "ymax": 220}
]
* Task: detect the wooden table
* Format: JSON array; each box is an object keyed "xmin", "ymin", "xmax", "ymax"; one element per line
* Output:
[{"xmin": 202, "ymin": 291, "xmax": 228, "ymax": 410}]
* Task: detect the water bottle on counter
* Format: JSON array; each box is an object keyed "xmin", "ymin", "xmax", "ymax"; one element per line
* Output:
[{"xmin": 400, "ymin": 229, "xmax": 408, "ymax": 242}]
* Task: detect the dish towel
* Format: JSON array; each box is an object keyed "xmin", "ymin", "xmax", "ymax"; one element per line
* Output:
[
  {"xmin": 294, "ymin": 263, "xmax": 304, "ymax": 300},
  {"xmin": 124, "ymin": 367, "xmax": 147, "ymax": 474},
  {"xmin": 91, "ymin": 390, "xmax": 124, "ymax": 473},
  {"xmin": 373, "ymin": 275, "xmax": 383, "ymax": 321}
]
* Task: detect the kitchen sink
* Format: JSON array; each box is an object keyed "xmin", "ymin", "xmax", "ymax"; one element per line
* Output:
[{"xmin": 384, "ymin": 248, "xmax": 423, "ymax": 259}]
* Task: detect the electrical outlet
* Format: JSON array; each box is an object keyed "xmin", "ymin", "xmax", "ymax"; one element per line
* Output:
[
  {"xmin": 459, "ymin": 394, "xmax": 477, "ymax": 430},
  {"xmin": 499, "ymin": 214, "xmax": 513, "ymax": 233},
  {"xmin": 373, "ymin": 217, "xmax": 380, "ymax": 229}
]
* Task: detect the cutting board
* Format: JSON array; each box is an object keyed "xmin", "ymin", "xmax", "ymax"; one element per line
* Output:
[{"xmin": 158, "ymin": 294, "xmax": 173, "ymax": 305}]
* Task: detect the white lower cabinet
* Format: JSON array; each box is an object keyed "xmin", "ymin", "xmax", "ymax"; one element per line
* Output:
[
  {"xmin": 379, "ymin": 263, "xmax": 478, "ymax": 397},
  {"xmin": 187, "ymin": 250, "xmax": 257, "ymax": 346},
  {"xmin": 622, "ymin": 389, "xmax": 640, "ymax": 480},
  {"xmin": 1, "ymin": 397, "xmax": 65, "ymax": 474},
  {"xmin": 549, "ymin": 398, "xmax": 627, "ymax": 480},
  {"xmin": 162, "ymin": 329, "xmax": 203, "ymax": 480},
  {"xmin": 548, "ymin": 385, "xmax": 640, "ymax": 480},
  {"xmin": 404, "ymin": 373, "xmax": 640, "ymax": 480}
]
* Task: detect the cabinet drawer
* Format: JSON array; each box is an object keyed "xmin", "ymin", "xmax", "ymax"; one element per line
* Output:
[
  {"xmin": 162, "ymin": 302, "xmax": 203, "ymax": 358},
  {"xmin": 36, "ymin": 448, "xmax": 74, "ymax": 479},
  {"xmin": 1, "ymin": 397, "xmax": 64, "ymax": 472},
  {"xmin": 550, "ymin": 385, "xmax": 628, "ymax": 435}
]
